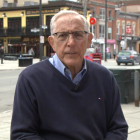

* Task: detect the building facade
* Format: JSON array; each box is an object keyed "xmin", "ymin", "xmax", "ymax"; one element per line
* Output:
[
  {"xmin": 0, "ymin": 0, "xmax": 140, "ymax": 58},
  {"xmin": 116, "ymin": 11, "xmax": 140, "ymax": 53},
  {"xmin": 0, "ymin": 0, "xmax": 90, "ymax": 58},
  {"xmin": 88, "ymin": 0, "xmax": 140, "ymax": 58}
]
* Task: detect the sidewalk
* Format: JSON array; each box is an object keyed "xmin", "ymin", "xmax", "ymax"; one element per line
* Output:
[
  {"xmin": 0, "ymin": 59, "xmax": 140, "ymax": 140},
  {"xmin": 0, "ymin": 58, "xmax": 40, "ymax": 71}
]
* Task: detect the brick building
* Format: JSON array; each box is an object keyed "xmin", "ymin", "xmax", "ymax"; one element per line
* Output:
[{"xmin": 0, "ymin": 0, "xmax": 140, "ymax": 58}]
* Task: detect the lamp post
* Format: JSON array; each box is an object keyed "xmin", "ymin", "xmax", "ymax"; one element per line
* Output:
[
  {"xmin": 105, "ymin": 0, "xmax": 107, "ymax": 61},
  {"xmin": 39, "ymin": 0, "xmax": 43, "ymax": 61},
  {"xmin": 124, "ymin": 0, "xmax": 127, "ymax": 50},
  {"xmin": 83, "ymin": 0, "xmax": 87, "ymax": 18}
]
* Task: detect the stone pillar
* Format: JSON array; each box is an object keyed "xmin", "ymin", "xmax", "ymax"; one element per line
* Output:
[
  {"xmin": 25, "ymin": 46, "xmax": 27, "ymax": 53},
  {"xmin": 44, "ymin": 45, "xmax": 46, "ymax": 56},
  {"xmin": 136, "ymin": 41, "xmax": 139, "ymax": 53}
]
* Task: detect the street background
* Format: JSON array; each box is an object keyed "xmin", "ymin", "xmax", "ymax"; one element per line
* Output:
[{"xmin": 0, "ymin": 58, "xmax": 140, "ymax": 140}]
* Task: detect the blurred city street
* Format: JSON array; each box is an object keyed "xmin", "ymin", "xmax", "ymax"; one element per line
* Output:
[{"xmin": 0, "ymin": 58, "xmax": 140, "ymax": 140}]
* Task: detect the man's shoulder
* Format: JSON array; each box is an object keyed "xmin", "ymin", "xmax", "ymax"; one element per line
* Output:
[
  {"xmin": 21, "ymin": 59, "xmax": 50, "ymax": 77},
  {"xmin": 86, "ymin": 60, "xmax": 112, "ymax": 76}
]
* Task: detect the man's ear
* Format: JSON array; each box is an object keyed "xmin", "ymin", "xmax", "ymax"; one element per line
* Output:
[
  {"xmin": 87, "ymin": 33, "xmax": 93, "ymax": 48},
  {"xmin": 48, "ymin": 36, "xmax": 56, "ymax": 51}
]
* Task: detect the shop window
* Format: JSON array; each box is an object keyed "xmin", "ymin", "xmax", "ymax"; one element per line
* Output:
[{"xmin": 8, "ymin": 46, "xmax": 21, "ymax": 53}]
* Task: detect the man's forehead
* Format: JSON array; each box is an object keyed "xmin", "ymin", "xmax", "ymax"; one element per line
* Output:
[{"xmin": 56, "ymin": 14, "xmax": 83, "ymax": 23}]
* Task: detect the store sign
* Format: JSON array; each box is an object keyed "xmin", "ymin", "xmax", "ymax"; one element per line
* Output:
[
  {"xmin": 126, "ymin": 25, "xmax": 131, "ymax": 34},
  {"xmin": 31, "ymin": 28, "xmax": 40, "ymax": 32},
  {"xmin": 26, "ymin": 9, "xmax": 59, "ymax": 15},
  {"xmin": 119, "ymin": 35, "xmax": 140, "ymax": 41},
  {"xmin": 132, "ymin": 36, "xmax": 140, "ymax": 41},
  {"xmin": 90, "ymin": 17, "xmax": 96, "ymax": 25},
  {"xmin": 40, "ymin": 36, "xmax": 44, "ymax": 43},
  {"xmin": 119, "ymin": 36, "xmax": 132, "ymax": 40}
]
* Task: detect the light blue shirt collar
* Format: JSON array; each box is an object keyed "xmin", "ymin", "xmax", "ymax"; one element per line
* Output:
[{"xmin": 49, "ymin": 53, "xmax": 87, "ymax": 84}]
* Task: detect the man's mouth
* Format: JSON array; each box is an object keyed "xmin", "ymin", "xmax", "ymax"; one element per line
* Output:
[{"xmin": 67, "ymin": 52, "xmax": 76, "ymax": 54}]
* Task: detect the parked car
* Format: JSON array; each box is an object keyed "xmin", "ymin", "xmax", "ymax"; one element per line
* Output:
[{"xmin": 116, "ymin": 50, "xmax": 140, "ymax": 65}]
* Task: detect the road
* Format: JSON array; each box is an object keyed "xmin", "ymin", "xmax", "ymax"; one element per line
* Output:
[{"xmin": 0, "ymin": 70, "xmax": 22, "ymax": 112}]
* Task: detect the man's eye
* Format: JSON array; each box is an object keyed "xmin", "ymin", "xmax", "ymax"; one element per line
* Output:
[
  {"xmin": 74, "ymin": 32, "xmax": 83, "ymax": 37},
  {"xmin": 58, "ymin": 33, "xmax": 67, "ymax": 38}
]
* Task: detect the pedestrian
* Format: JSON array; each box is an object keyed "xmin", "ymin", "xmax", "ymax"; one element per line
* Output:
[
  {"xmin": 0, "ymin": 46, "xmax": 4, "ymax": 64},
  {"xmin": 11, "ymin": 10, "xmax": 128, "ymax": 140},
  {"xmin": 28, "ymin": 47, "xmax": 35, "ymax": 57},
  {"xmin": 113, "ymin": 49, "xmax": 116, "ymax": 59}
]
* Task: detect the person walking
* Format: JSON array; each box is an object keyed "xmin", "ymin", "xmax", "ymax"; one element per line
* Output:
[
  {"xmin": 0, "ymin": 46, "xmax": 4, "ymax": 64},
  {"xmin": 28, "ymin": 47, "xmax": 35, "ymax": 57},
  {"xmin": 11, "ymin": 10, "xmax": 128, "ymax": 140},
  {"xmin": 113, "ymin": 49, "xmax": 116, "ymax": 59}
]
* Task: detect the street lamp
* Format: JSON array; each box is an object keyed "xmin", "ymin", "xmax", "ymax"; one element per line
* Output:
[{"xmin": 105, "ymin": 0, "xmax": 107, "ymax": 61}]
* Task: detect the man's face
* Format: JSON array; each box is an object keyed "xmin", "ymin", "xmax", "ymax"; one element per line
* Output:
[{"xmin": 48, "ymin": 14, "xmax": 92, "ymax": 69}]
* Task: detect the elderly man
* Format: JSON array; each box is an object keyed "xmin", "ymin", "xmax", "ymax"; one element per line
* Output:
[{"xmin": 11, "ymin": 10, "xmax": 128, "ymax": 140}]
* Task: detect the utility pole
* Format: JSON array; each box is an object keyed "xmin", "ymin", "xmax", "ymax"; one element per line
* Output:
[
  {"xmin": 83, "ymin": 0, "xmax": 87, "ymax": 18},
  {"xmin": 124, "ymin": 0, "xmax": 127, "ymax": 50},
  {"xmin": 39, "ymin": 0, "xmax": 43, "ymax": 61},
  {"xmin": 105, "ymin": 0, "xmax": 107, "ymax": 61}
]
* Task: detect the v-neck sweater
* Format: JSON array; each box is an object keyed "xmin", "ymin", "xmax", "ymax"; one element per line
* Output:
[{"xmin": 11, "ymin": 59, "xmax": 128, "ymax": 140}]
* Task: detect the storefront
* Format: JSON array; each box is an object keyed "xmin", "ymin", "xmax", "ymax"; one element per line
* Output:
[
  {"xmin": 107, "ymin": 39, "xmax": 116, "ymax": 58},
  {"xmin": 0, "ymin": 1, "xmax": 90, "ymax": 58},
  {"xmin": 116, "ymin": 35, "xmax": 140, "ymax": 53}
]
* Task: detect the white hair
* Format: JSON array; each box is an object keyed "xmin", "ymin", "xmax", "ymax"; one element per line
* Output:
[{"xmin": 50, "ymin": 10, "xmax": 90, "ymax": 35}]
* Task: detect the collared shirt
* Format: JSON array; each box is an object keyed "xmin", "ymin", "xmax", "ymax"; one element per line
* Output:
[{"xmin": 49, "ymin": 53, "xmax": 87, "ymax": 84}]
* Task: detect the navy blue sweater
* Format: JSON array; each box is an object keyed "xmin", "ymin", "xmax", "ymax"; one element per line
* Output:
[{"xmin": 11, "ymin": 59, "xmax": 128, "ymax": 140}]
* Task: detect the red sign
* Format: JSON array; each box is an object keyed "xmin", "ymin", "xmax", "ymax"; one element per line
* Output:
[
  {"xmin": 90, "ymin": 17, "xmax": 96, "ymax": 25},
  {"xmin": 119, "ymin": 36, "xmax": 122, "ymax": 40},
  {"xmin": 126, "ymin": 25, "xmax": 131, "ymax": 34}
]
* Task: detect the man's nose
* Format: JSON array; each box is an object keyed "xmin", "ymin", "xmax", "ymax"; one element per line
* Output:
[{"xmin": 67, "ymin": 34, "xmax": 74, "ymax": 42}]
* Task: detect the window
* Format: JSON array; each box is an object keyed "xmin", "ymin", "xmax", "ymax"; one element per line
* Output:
[
  {"xmin": 132, "ymin": 24, "xmax": 135, "ymax": 35},
  {"xmin": 26, "ymin": 17, "xmax": 39, "ymax": 28},
  {"xmin": 93, "ymin": 7, "xmax": 96, "ymax": 17},
  {"xmin": 108, "ymin": 27, "xmax": 112, "ymax": 39},
  {"xmin": 117, "ymin": 22, "xmax": 120, "ymax": 34},
  {"xmin": 100, "ymin": 8, "xmax": 105, "ymax": 20},
  {"xmin": 122, "ymin": 22, "xmax": 125, "ymax": 35},
  {"xmin": 8, "ymin": 18, "xmax": 21, "ymax": 28},
  {"xmin": 46, "ymin": 15, "xmax": 53, "ymax": 28},
  {"xmin": 0, "ymin": 18, "xmax": 3, "ymax": 28},
  {"xmin": 99, "ymin": 25, "xmax": 105, "ymax": 38},
  {"xmin": 109, "ymin": 10, "xmax": 112, "ymax": 20}
]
